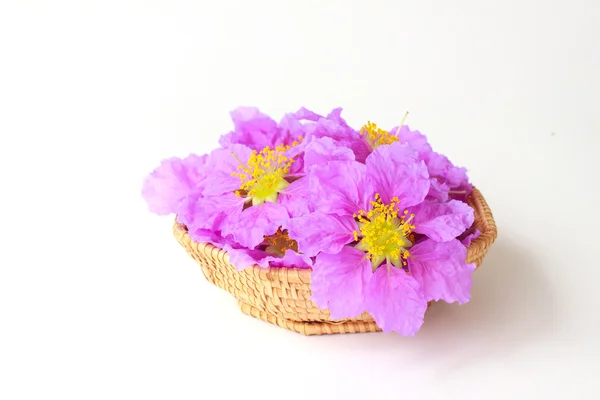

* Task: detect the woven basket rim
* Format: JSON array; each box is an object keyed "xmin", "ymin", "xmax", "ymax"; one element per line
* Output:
[{"xmin": 174, "ymin": 187, "xmax": 497, "ymax": 275}]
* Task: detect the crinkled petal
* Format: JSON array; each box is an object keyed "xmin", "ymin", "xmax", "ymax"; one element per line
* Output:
[
  {"xmin": 321, "ymin": 129, "xmax": 368, "ymax": 162},
  {"xmin": 278, "ymin": 177, "xmax": 314, "ymax": 218},
  {"xmin": 422, "ymin": 151, "xmax": 469, "ymax": 189},
  {"xmin": 186, "ymin": 228, "xmax": 231, "ymax": 245},
  {"xmin": 270, "ymin": 251, "xmax": 313, "ymax": 269},
  {"xmin": 278, "ymin": 110, "xmax": 320, "ymax": 156},
  {"xmin": 224, "ymin": 244, "xmax": 313, "ymax": 270},
  {"xmin": 303, "ymin": 136, "xmax": 355, "ymax": 169},
  {"xmin": 176, "ymin": 192, "xmax": 244, "ymax": 232},
  {"xmin": 202, "ymin": 144, "xmax": 253, "ymax": 196},
  {"xmin": 388, "ymin": 125, "xmax": 432, "ymax": 153},
  {"xmin": 409, "ymin": 200, "xmax": 475, "ymax": 242},
  {"xmin": 365, "ymin": 266, "xmax": 427, "ymax": 335},
  {"xmin": 278, "ymin": 108, "xmax": 327, "ymax": 160},
  {"xmin": 280, "ymin": 107, "xmax": 322, "ymax": 135},
  {"xmin": 365, "ymin": 141, "xmax": 430, "ymax": 206},
  {"xmin": 408, "ymin": 239, "xmax": 475, "ymax": 304},
  {"xmin": 347, "ymin": 138, "xmax": 372, "ymax": 163},
  {"xmin": 219, "ymin": 107, "xmax": 288, "ymax": 150},
  {"xmin": 310, "ymin": 161, "xmax": 373, "ymax": 216},
  {"xmin": 324, "ymin": 108, "xmax": 370, "ymax": 162},
  {"xmin": 222, "ymin": 202, "xmax": 290, "ymax": 248},
  {"xmin": 224, "ymin": 244, "xmax": 273, "ymax": 270},
  {"xmin": 325, "ymin": 108, "xmax": 348, "ymax": 125},
  {"xmin": 304, "ymin": 109, "xmax": 352, "ymax": 142},
  {"xmin": 287, "ymin": 212, "xmax": 356, "ymax": 257},
  {"xmin": 427, "ymin": 178, "xmax": 451, "ymax": 203},
  {"xmin": 423, "ymin": 151, "xmax": 472, "ymax": 201},
  {"xmin": 311, "ymin": 246, "xmax": 371, "ymax": 320},
  {"xmin": 460, "ymin": 229, "xmax": 481, "ymax": 247},
  {"xmin": 287, "ymin": 107, "xmax": 369, "ymax": 163},
  {"xmin": 142, "ymin": 154, "xmax": 208, "ymax": 215}
]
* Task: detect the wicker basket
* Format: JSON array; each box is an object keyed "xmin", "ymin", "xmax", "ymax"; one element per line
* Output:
[{"xmin": 173, "ymin": 188, "xmax": 497, "ymax": 335}]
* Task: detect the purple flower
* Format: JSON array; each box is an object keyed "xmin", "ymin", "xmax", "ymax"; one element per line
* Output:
[
  {"xmin": 143, "ymin": 122, "xmax": 323, "ymax": 262},
  {"xmin": 178, "ymin": 135, "xmax": 354, "ymax": 251},
  {"xmin": 181, "ymin": 142, "xmax": 303, "ymax": 249},
  {"xmin": 289, "ymin": 141, "xmax": 475, "ymax": 335}
]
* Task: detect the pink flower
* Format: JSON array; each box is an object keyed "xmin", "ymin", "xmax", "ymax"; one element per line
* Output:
[{"xmin": 289, "ymin": 141, "xmax": 475, "ymax": 335}]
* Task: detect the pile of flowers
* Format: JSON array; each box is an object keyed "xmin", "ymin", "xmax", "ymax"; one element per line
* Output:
[{"xmin": 142, "ymin": 107, "xmax": 481, "ymax": 335}]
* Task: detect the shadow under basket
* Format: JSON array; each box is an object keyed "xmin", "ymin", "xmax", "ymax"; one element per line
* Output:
[{"xmin": 173, "ymin": 188, "xmax": 498, "ymax": 336}]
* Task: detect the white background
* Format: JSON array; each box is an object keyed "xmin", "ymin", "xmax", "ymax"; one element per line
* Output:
[{"xmin": 1, "ymin": 1, "xmax": 599, "ymax": 399}]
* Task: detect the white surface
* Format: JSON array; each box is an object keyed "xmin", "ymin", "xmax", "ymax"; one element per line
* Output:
[{"xmin": 1, "ymin": 1, "xmax": 599, "ymax": 399}]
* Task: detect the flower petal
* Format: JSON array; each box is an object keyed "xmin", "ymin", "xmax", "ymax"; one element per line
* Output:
[
  {"xmin": 186, "ymin": 227, "xmax": 231, "ymax": 246},
  {"xmin": 287, "ymin": 212, "xmax": 356, "ymax": 257},
  {"xmin": 408, "ymin": 239, "xmax": 475, "ymax": 304},
  {"xmin": 271, "ymin": 250, "xmax": 313, "ymax": 269},
  {"xmin": 141, "ymin": 154, "xmax": 208, "ymax": 215},
  {"xmin": 303, "ymin": 136, "xmax": 355, "ymax": 169},
  {"xmin": 422, "ymin": 150, "xmax": 472, "ymax": 202},
  {"xmin": 279, "ymin": 107, "xmax": 323, "ymax": 135},
  {"xmin": 202, "ymin": 144, "xmax": 253, "ymax": 196},
  {"xmin": 311, "ymin": 246, "xmax": 371, "ymax": 320},
  {"xmin": 389, "ymin": 125, "xmax": 432, "ymax": 153},
  {"xmin": 365, "ymin": 266, "xmax": 427, "ymax": 335},
  {"xmin": 176, "ymin": 192, "xmax": 244, "ymax": 232},
  {"xmin": 409, "ymin": 200, "xmax": 475, "ymax": 242},
  {"xmin": 365, "ymin": 141, "xmax": 430, "ymax": 206},
  {"xmin": 278, "ymin": 177, "xmax": 314, "ymax": 217},
  {"xmin": 460, "ymin": 228, "xmax": 481, "ymax": 247},
  {"xmin": 427, "ymin": 178, "xmax": 451, "ymax": 203},
  {"xmin": 310, "ymin": 160, "xmax": 373, "ymax": 216},
  {"xmin": 325, "ymin": 108, "xmax": 347, "ymax": 125},
  {"xmin": 301, "ymin": 107, "xmax": 370, "ymax": 163},
  {"xmin": 422, "ymin": 151, "xmax": 469, "ymax": 189},
  {"xmin": 305, "ymin": 109, "xmax": 353, "ymax": 142},
  {"xmin": 224, "ymin": 244, "xmax": 273, "ymax": 270},
  {"xmin": 219, "ymin": 107, "xmax": 288, "ymax": 150},
  {"xmin": 221, "ymin": 202, "xmax": 290, "ymax": 248},
  {"xmin": 224, "ymin": 243, "xmax": 313, "ymax": 270}
]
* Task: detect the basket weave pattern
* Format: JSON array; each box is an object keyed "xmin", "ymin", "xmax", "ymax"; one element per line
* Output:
[{"xmin": 173, "ymin": 188, "xmax": 497, "ymax": 335}]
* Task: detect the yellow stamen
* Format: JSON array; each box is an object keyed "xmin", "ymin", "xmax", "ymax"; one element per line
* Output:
[
  {"xmin": 359, "ymin": 121, "xmax": 399, "ymax": 149},
  {"xmin": 232, "ymin": 142, "xmax": 301, "ymax": 205},
  {"xmin": 353, "ymin": 194, "xmax": 415, "ymax": 270}
]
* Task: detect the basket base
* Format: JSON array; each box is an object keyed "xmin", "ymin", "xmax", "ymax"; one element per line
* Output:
[{"xmin": 238, "ymin": 301, "xmax": 382, "ymax": 336}]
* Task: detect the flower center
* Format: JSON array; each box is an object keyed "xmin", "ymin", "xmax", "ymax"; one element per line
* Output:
[
  {"xmin": 232, "ymin": 144, "xmax": 297, "ymax": 205},
  {"xmin": 263, "ymin": 228, "xmax": 299, "ymax": 257},
  {"xmin": 359, "ymin": 122, "xmax": 398, "ymax": 150},
  {"xmin": 359, "ymin": 113, "xmax": 409, "ymax": 150},
  {"xmin": 353, "ymin": 194, "xmax": 415, "ymax": 270}
]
